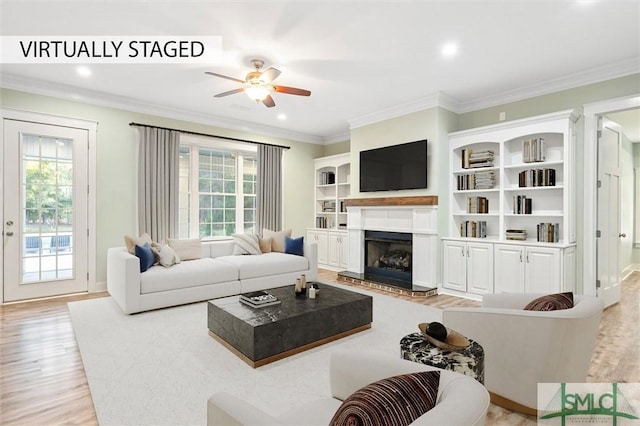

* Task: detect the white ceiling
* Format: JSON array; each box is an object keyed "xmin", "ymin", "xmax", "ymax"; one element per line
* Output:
[{"xmin": 1, "ymin": 1, "xmax": 639, "ymax": 144}]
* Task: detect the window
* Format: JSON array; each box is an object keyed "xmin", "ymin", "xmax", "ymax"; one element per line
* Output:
[{"xmin": 178, "ymin": 135, "xmax": 257, "ymax": 239}]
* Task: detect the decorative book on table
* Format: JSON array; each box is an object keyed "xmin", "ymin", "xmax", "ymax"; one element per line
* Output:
[{"xmin": 240, "ymin": 291, "xmax": 281, "ymax": 308}]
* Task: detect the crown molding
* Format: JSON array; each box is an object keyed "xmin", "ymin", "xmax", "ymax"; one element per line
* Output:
[
  {"xmin": 348, "ymin": 92, "xmax": 462, "ymax": 130},
  {"xmin": 323, "ymin": 131, "xmax": 350, "ymax": 145},
  {"xmin": 0, "ymin": 73, "xmax": 324, "ymax": 145},
  {"xmin": 457, "ymin": 57, "xmax": 640, "ymax": 113}
]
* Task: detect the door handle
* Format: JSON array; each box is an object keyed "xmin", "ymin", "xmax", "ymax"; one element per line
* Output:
[
  {"xmin": 619, "ymin": 233, "xmax": 627, "ymax": 238},
  {"xmin": 5, "ymin": 231, "xmax": 14, "ymax": 236}
]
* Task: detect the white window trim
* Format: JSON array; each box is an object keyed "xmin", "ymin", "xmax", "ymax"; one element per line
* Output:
[{"xmin": 179, "ymin": 134, "xmax": 257, "ymax": 240}]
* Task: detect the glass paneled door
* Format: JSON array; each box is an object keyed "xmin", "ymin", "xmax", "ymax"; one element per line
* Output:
[{"xmin": 3, "ymin": 120, "xmax": 88, "ymax": 302}]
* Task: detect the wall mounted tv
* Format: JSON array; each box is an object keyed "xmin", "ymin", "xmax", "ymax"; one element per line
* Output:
[{"xmin": 359, "ymin": 139, "xmax": 428, "ymax": 192}]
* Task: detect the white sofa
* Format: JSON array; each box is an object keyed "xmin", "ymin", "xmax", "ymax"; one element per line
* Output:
[
  {"xmin": 207, "ymin": 350, "xmax": 490, "ymax": 426},
  {"xmin": 442, "ymin": 293, "xmax": 603, "ymax": 414},
  {"xmin": 107, "ymin": 240, "xmax": 318, "ymax": 314}
]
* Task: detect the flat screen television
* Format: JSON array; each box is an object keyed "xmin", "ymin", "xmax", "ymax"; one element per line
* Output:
[{"xmin": 359, "ymin": 139, "xmax": 428, "ymax": 192}]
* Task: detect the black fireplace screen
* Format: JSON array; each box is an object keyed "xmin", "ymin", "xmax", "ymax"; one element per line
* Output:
[{"xmin": 364, "ymin": 230, "xmax": 412, "ymax": 289}]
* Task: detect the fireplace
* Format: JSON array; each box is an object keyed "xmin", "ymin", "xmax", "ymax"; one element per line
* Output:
[{"xmin": 364, "ymin": 230, "xmax": 412, "ymax": 290}]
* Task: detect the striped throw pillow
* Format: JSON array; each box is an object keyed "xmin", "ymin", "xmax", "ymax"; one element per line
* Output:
[
  {"xmin": 232, "ymin": 234, "xmax": 262, "ymax": 255},
  {"xmin": 524, "ymin": 292, "xmax": 574, "ymax": 311},
  {"xmin": 329, "ymin": 371, "xmax": 440, "ymax": 426}
]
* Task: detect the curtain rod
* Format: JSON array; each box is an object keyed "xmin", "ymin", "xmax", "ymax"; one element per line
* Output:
[{"xmin": 128, "ymin": 122, "xmax": 291, "ymax": 150}]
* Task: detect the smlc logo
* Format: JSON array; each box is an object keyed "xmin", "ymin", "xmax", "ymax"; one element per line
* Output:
[{"xmin": 538, "ymin": 383, "xmax": 639, "ymax": 425}]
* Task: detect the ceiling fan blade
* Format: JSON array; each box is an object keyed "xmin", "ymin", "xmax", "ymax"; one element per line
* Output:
[
  {"xmin": 274, "ymin": 85, "xmax": 311, "ymax": 96},
  {"xmin": 205, "ymin": 71, "xmax": 245, "ymax": 83},
  {"xmin": 262, "ymin": 95, "xmax": 276, "ymax": 108},
  {"xmin": 261, "ymin": 67, "xmax": 281, "ymax": 83},
  {"xmin": 214, "ymin": 88, "xmax": 245, "ymax": 98}
]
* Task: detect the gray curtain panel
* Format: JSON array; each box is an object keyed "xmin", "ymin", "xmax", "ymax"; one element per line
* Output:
[
  {"xmin": 137, "ymin": 127, "xmax": 180, "ymax": 242},
  {"xmin": 257, "ymin": 144, "xmax": 283, "ymax": 233}
]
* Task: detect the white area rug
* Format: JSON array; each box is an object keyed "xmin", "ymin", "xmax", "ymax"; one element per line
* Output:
[{"xmin": 68, "ymin": 283, "xmax": 442, "ymax": 425}]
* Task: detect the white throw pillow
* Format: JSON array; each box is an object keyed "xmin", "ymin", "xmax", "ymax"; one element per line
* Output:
[
  {"xmin": 262, "ymin": 228, "xmax": 291, "ymax": 253},
  {"xmin": 232, "ymin": 233, "xmax": 262, "ymax": 255},
  {"xmin": 167, "ymin": 238, "xmax": 202, "ymax": 261},
  {"xmin": 153, "ymin": 244, "xmax": 181, "ymax": 267}
]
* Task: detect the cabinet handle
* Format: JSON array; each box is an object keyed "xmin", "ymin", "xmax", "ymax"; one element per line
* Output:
[
  {"xmin": 520, "ymin": 250, "xmax": 523, "ymax": 262},
  {"xmin": 467, "ymin": 247, "xmax": 470, "ymax": 257},
  {"xmin": 461, "ymin": 247, "xmax": 465, "ymax": 257},
  {"xmin": 526, "ymin": 252, "xmax": 530, "ymax": 263}
]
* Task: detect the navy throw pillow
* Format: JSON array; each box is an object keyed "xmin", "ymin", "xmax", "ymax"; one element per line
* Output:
[
  {"xmin": 284, "ymin": 236, "xmax": 304, "ymax": 256},
  {"xmin": 135, "ymin": 243, "xmax": 155, "ymax": 272}
]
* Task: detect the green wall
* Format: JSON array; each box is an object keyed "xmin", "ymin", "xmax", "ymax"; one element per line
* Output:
[{"xmin": 1, "ymin": 88, "xmax": 323, "ymax": 287}]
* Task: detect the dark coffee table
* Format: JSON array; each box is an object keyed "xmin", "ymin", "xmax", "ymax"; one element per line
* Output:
[{"xmin": 207, "ymin": 283, "xmax": 373, "ymax": 368}]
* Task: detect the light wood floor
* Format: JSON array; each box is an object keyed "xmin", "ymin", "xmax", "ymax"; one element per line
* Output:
[{"xmin": 1, "ymin": 272, "xmax": 637, "ymax": 425}]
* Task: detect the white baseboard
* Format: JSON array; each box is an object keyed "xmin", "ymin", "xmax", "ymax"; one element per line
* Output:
[
  {"xmin": 622, "ymin": 264, "xmax": 640, "ymax": 280},
  {"xmin": 91, "ymin": 280, "xmax": 107, "ymax": 293}
]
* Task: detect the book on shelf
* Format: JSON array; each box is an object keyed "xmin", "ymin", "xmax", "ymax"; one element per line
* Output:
[
  {"xmin": 461, "ymin": 149, "xmax": 495, "ymax": 169},
  {"xmin": 512, "ymin": 195, "xmax": 532, "ymax": 214},
  {"xmin": 315, "ymin": 216, "xmax": 328, "ymax": 228},
  {"xmin": 522, "ymin": 138, "xmax": 546, "ymax": 163},
  {"xmin": 467, "ymin": 196, "xmax": 489, "ymax": 214},
  {"xmin": 240, "ymin": 291, "xmax": 281, "ymax": 308},
  {"xmin": 318, "ymin": 171, "xmax": 336, "ymax": 185},
  {"xmin": 505, "ymin": 229, "xmax": 528, "ymax": 241},
  {"xmin": 518, "ymin": 168, "xmax": 556, "ymax": 187},
  {"xmin": 459, "ymin": 220, "xmax": 487, "ymax": 238},
  {"xmin": 537, "ymin": 223, "xmax": 560, "ymax": 243},
  {"xmin": 322, "ymin": 200, "xmax": 336, "ymax": 212}
]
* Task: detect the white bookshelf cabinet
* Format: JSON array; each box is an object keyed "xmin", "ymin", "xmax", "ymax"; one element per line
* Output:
[
  {"xmin": 442, "ymin": 110, "xmax": 578, "ymax": 298},
  {"xmin": 308, "ymin": 153, "xmax": 350, "ymax": 270}
]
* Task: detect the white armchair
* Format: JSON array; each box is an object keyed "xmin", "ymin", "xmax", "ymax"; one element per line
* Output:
[
  {"xmin": 442, "ymin": 293, "xmax": 603, "ymax": 414},
  {"xmin": 207, "ymin": 350, "xmax": 490, "ymax": 426}
]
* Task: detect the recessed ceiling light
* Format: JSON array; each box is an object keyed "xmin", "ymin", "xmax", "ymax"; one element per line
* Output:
[
  {"xmin": 277, "ymin": 114, "xmax": 287, "ymax": 120},
  {"xmin": 441, "ymin": 43, "xmax": 458, "ymax": 58},
  {"xmin": 76, "ymin": 66, "xmax": 92, "ymax": 77}
]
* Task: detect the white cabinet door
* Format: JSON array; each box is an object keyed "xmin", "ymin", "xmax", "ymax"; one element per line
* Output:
[
  {"xmin": 442, "ymin": 241, "xmax": 467, "ymax": 291},
  {"xmin": 466, "ymin": 242, "xmax": 494, "ymax": 295},
  {"xmin": 307, "ymin": 230, "xmax": 329, "ymax": 265},
  {"xmin": 525, "ymin": 247, "xmax": 561, "ymax": 293},
  {"xmin": 339, "ymin": 233, "xmax": 349, "ymax": 269},
  {"xmin": 494, "ymin": 244, "xmax": 526, "ymax": 293},
  {"xmin": 327, "ymin": 232, "xmax": 340, "ymax": 267}
]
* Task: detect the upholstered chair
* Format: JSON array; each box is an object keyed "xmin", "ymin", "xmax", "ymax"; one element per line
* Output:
[
  {"xmin": 442, "ymin": 293, "xmax": 603, "ymax": 414},
  {"xmin": 207, "ymin": 350, "xmax": 490, "ymax": 425}
]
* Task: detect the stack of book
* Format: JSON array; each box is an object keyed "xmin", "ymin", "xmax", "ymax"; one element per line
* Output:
[
  {"xmin": 506, "ymin": 229, "xmax": 528, "ymax": 241},
  {"xmin": 468, "ymin": 196, "xmax": 489, "ymax": 214},
  {"xmin": 512, "ymin": 195, "xmax": 532, "ymax": 214},
  {"xmin": 538, "ymin": 223, "xmax": 560, "ymax": 243},
  {"xmin": 456, "ymin": 170, "xmax": 496, "ymax": 190},
  {"xmin": 460, "ymin": 220, "xmax": 487, "ymax": 238},
  {"xmin": 461, "ymin": 149, "xmax": 495, "ymax": 169},
  {"xmin": 315, "ymin": 216, "xmax": 328, "ymax": 228},
  {"xmin": 239, "ymin": 291, "xmax": 281, "ymax": 308},
  {"xmin": 522, "ymin": 138, "xmax": 546, "ymax": 163}
]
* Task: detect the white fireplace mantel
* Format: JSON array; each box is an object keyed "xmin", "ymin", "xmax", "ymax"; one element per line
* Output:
[{"xmin": 347, "ymin": 203, "xmax": 438, "ymax": 289}]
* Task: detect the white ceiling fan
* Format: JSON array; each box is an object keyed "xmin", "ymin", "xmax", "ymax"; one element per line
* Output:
[{"xmin": 205, "ymin": 59, "xmax": 311, "ymax": 108}]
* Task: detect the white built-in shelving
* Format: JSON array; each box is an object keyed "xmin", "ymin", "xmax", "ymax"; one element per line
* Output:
[{"xmin": 442, "ymin": 110, "xmax": 579, "ymax": 298}]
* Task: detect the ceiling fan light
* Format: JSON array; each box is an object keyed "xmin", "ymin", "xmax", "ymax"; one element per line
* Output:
[{"xmin": 245, "ymin": 86, "xmax": 271, "ymax": 102}]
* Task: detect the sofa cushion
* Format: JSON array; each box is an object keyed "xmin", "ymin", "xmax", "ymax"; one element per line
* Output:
[
  {"xmin": 168, "ymin": 238, "xmax": 202, "ymax": 261},
  {"xmin": 153, "ymin": 244, "xmax": 181, "ymax": 267},
  {"xmin": 285, "ymin": 235, "xmax": 304, "ymax": 256},
  {"xmin": 262, "ymin": 228, "xmax": 291, "ymax": 253},
  {"xmin": 216, "ymin": 252, "xmax": 308, "ymax": 280},
  {"xmin": 329, "ymin": 371, "xmax": 440, "ymax": 426},
  {"xmin": 524, "ymin": 292, "xmax": 574, "ymax": 311},
  {"xmin": 232, "ymin": 233, "xmax": 261, "ymax": 255},
  {"xmin": 135, "ymin": 243, "xmax": 155, "ymax": 273},
  {"xmin": 258, "ymin": 237, "xmax": 272, "ymax": 253},
  {"xmin": 125, "ymin": 233, "xmax": 153, "ymax": 254},
  {"xmin": 140, "ymin": 258, "xmax": 238, "ymax": 294}
]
